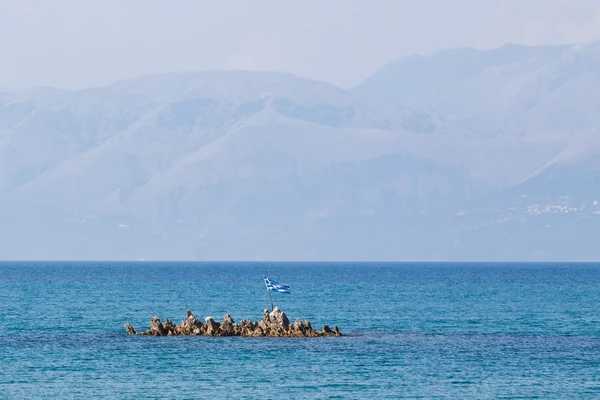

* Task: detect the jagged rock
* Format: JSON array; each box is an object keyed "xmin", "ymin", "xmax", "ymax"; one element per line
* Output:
[
  {"xmin": 252, "ymin": 326, "xmax": 265, "ymax": 337},
  {"xmin": 184, "ymin": 310, "xmax": 200, "ymax": 327},
  {"xmin": 240, "ymin": 319, "xmax": 253, "ymax": 329},
  {"xmin": 177, "ymin": 310, "xmax": 203, "ymax": 335},
  {"xmin": 292, "ymin": 318, "xmax": 305, "ymax": 333},
  {"xmin": 334, "ymin": 325, "xmax": 341, "ymax": 336},
  {"xmin": 150, "ymin": 316, "xmax": 166, "ymax": 336},
  {"xmin": 239, "ymin": 319, "xmax": 254, "ymax": 336},
  {"xmin": 257, "ymin": 319, "xmax": 269, "ymax": 333},
  {"xmin": 125, "ymin": 309, "xmax": 342, "ymax": 338},
  {"xmin": 124, "ymin": 323, "xmax": 136, "ymax": 335},
  {"xmin": 205, "ymin": 317, "xmax": 219, "ymax": 335},
  {"xmin": 218, "ymin": 314, "xmax": 236, "ymax": 336},
  {"xmin": 163, "ymin": 318, "xmax": 176, "ymax": 336},
  {"xmin": 290, "ymin": 318, "xmax": 307, "ymax": 337},
  {"xmin": 269, "ymin": 307, "xmax": 290, "ymax": 331}
]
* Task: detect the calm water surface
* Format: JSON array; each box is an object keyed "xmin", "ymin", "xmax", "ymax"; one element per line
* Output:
[{"xmin": 1, "ymin": 262, "xmax": 599, "ymax": 398}]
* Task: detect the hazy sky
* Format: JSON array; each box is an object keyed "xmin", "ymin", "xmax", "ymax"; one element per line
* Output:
[{"xmin": 2, "ymin": 0, "xmax": 600, "ymax": 90}]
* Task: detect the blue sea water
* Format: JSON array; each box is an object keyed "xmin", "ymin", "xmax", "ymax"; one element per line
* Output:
[{"xmin": 1, "ymin": 262, "xmax": 600, "ymax": 399}]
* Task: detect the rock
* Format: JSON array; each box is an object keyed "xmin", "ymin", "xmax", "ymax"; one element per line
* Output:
[
  {"xmin": 334, "ymin": 325, "xmax": 341, "ymax": 336},
  {"xmin": 204, "ymin": 317, "xmax": 219, "ymax": 336},
  {"xmin": 268, "ymin": 307, "xmax": 290, "ymax": 331},
  {"xmin": 257, "ymin": 319, "xmax": 269, "ymax": 334},
  {"xmin": 150, "ymin": 316, "xmax": 166, "ymax": 336},
  {"xmin": 252, "ymin": 326, "xmax": 265, "ymax": 337},
  {"xmin": 178, "ymin": 310, "xmax": 203, "ymax": 335},
  {"xmin": 240, "ymin": 319, "xmax": 253, "ymax": 329},
  {"xmin": 124, "ymin": 323, "xmax": 136, "ymax": 335},
  {"xmin": 163, "ymin": 318, "xmax": 177, "ymax": 335},
  {"xmin": 290, "ymin": 318, "xmax": 309, "ymax": 337},
  {"xmin": 184, "ymin": 310, "xmax": 200, "ymax": 327},
  {"xmin": 192, "ymin": 325, "xmax": 204, "ymax": 335},
  {"xmin": 292, "ymin": 318, "xmax": 305, "ymax": 333},
  {"xmin": 125, "ymin": 309, "xmax": 342, "ymax": 338},
  {"xmin": 219, "ymin": 314, "xmax": 236, "ymax": 336}
]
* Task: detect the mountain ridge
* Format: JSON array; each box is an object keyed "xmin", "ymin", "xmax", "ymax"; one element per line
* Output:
[{"xmin": 1, "ymin": 41, "xmax": 600, "ymax": 260}]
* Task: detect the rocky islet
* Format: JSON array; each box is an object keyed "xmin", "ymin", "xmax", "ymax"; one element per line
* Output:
[{"xmin": 125, "ymin": 307, "xmax": 342, "ymax": 337}]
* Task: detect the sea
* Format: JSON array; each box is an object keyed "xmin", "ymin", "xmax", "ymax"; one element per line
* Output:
[{"xmin": 1, "ymin": 262, "xmax": 599, "ymax": 399}]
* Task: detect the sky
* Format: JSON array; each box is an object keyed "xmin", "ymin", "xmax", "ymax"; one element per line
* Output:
[{"xmin": 2, "ymin": 0, "xmax": 600, "ymax": 90}]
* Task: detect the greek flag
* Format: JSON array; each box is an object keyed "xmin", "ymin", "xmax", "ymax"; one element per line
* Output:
[{"xmin": 264, "ymin": 276, "xmax": 291, "ymax": 294}]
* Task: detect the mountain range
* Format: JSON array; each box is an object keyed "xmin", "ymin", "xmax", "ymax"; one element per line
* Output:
[{"xmin": 1, "ymin": 41, "xmax": 600, "ymax": 261}]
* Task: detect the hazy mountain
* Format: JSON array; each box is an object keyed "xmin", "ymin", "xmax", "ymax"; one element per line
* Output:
[
  {"xmin": 1, "ymin": 42, "xmax": 600, "ymax": 261},
  {"xmin": 355, "ymin": 41, "xmax": 600, "ymax": 139}
]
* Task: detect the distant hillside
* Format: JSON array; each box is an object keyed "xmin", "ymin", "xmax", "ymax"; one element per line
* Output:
[
  {"xmin": 355, "ymin": 42, "xmax": 600, "ymax": 140},
  {"xmin": 1, "ymin": 41, "xmax": 600, "ymax": 260}
]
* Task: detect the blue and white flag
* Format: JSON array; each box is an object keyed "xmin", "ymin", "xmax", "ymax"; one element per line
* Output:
[{"xmin": 264, "ymin": 276, "xmax": 291, "ymax": 294}]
